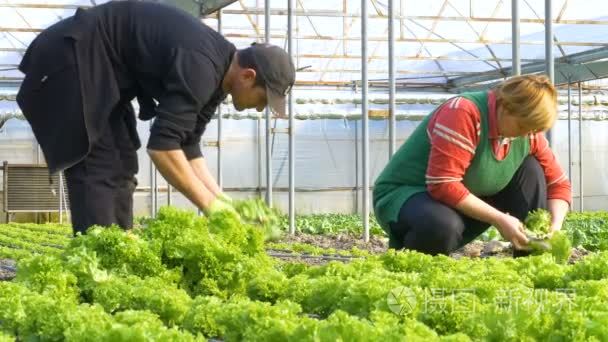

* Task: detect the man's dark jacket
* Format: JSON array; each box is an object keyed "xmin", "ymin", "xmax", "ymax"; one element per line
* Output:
[{"xmin": 17, "ymin": 0, "xmax": 236, "ymax": 173}]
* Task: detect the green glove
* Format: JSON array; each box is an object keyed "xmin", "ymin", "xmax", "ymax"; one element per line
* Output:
[{"xmin": 206, "ymin": 196, "xmax": 238, "ymax": 216}]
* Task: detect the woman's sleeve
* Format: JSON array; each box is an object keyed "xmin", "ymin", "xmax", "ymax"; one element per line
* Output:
[{"xmin": 426, "ymin": 97, "xmax": 482, "ymax": 207}]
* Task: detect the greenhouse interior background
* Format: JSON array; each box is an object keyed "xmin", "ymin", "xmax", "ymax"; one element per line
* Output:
[
  {"xmin": 1, "ymin": 0, "xmax": 608, "ymax": 223},
  {"xmin": 3, "ymin": 1, "xmax": 608, "ymax": 340}
]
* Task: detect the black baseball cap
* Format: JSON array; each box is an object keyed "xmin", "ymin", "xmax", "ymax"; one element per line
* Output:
[{"xmin": 248, "ymin": 43, "xmax": 296, "ymax": 117}]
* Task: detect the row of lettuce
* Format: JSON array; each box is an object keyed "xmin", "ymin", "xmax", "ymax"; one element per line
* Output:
[
  {"xmin": 2, "ymin": 210, "xmax": 608, "ymax": 261},
  {"xmin": 0, "ymin": 206, "xmax": 608, "ymax": 340}
]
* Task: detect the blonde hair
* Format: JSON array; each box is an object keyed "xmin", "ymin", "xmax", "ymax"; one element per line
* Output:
[{"xmin": 494, "ymin": 74, "xmax": 558, "ymax": 132}]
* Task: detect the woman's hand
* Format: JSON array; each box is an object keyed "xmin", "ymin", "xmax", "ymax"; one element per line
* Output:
[
  {"xmin": 454, "ymin": 193, "xmax": 530, "ymax": 250},
  {"xmin": 549, "ymin": 222, "xmax": 561, "ymax": 234},
  {"xmin": 548, "ymin": 199, "xmax": 570, "ymax": 233},
  {"xmin": 493, "ymin": 213, "xmax": 529, "ymax": 250}
]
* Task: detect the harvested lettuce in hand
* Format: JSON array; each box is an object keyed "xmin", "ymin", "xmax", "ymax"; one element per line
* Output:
[
  {"xmin": 523, "ymin": 209, "xmax": 572, "ymax": 263},
  {"xmin": 524, "ymin": 209, "xmax": 552, "ymax": 238},
  {"xmin": 233, "ymin": 198, "xmax": 283, "ymax": 241}
]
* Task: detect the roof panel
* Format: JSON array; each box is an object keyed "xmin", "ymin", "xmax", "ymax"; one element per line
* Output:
[{"xmin": 0, "ymin": 0, "xmax": 607, "ymax": 90}]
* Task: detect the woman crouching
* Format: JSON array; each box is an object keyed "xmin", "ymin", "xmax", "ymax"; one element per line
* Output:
[{"xmin": 373, "ymin": 75, "xmax": 571, "ymax": 256}]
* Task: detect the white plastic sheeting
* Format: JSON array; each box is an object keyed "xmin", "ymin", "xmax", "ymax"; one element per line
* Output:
[
  {"xmin": 0, "ymin": 86, "xmax": 606, "ymax": 214},
  {"xmin": 1, "ymin": 0, "xmax": 608, "ymax": 215}
]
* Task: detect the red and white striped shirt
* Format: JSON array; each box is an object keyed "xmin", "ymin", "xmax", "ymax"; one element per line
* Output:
[{"xmin": 425, "ymin": 91, "xmax": 571, "ymax": 207}]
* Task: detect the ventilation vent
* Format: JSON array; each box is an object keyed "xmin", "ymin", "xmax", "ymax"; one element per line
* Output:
[{"xmin": 3, "ymin": 162, "xmax": 68, "ymax": 213}]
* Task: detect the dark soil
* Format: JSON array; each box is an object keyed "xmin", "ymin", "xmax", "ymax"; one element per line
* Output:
[
  {"xmin": 272, "ymin": 233, "xmax": 590, "ymax": 265},
  {"xmin": 276, "ymin": 232, "xmax": 388, "ymax": 254},
  {"xmin": 0, "ymin": 259, "xmax": 16, "ymax": 281}
]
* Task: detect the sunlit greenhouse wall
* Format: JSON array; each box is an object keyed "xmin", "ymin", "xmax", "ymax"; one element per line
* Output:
[{"xmin": 0, "ymin": 87, "xmax": 606, "ymax": 216}]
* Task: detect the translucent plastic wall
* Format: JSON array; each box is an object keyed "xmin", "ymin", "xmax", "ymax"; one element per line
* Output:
[{"xmin": 0, "ymin": 106, "xmax": 604, "ymax": 215}]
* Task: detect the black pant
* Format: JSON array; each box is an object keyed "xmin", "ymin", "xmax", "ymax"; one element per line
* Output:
[
  {"xmin": 64, "ymin": 105, "xmax": 139, "ymax": 235},
  {"xmin": 389, "ymin": 156, "xmax": 547, "ymax": 255}
]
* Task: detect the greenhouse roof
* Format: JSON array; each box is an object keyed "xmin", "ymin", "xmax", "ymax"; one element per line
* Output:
[{"xmin": 1, "ymin": 0, "xmax": 608, "ymax": 92}]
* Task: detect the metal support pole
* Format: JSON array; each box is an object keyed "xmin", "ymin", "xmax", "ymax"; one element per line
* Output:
[
  {"xmin": 153, "ymin": 168, "xmax": 158, "ymax": 213},
  {"xmin": 265, "ymin": 0, "xmax": 273, "ymax": 206},
  {"xmin": 343, "ymin": 0, "xmax": 348, "ymax": 55},
  {"xmin": 35, "ymin": 144, "xmax": 41, "ymax": 164},
  {"xmin": 218, "ymin": 10, "xmax": 224, "ymax": 190},
  {"xmin": 3, "ymin": 161, "xmax": 7, "ymax": 223},
  {"xmin": 288, "ymin": 0, "xmax": 296, "ymax": 234},
  {"xmin": 150, "ymin": 162, "xmax": 155, "ymax": 218},
  {"xmin": 545, "ymin": 0, "xmax": 554, "ymax": 145},
  {"xmin": 511, "ymin": 0, "xmax": 520, "ymax": 76},
  {"xmin": 578, "ymin": 82, "xmax": 583, "ymax": 211},
  {"xmin": 59, "ymin": 173, "xmax": 64, "ymax": 224},
  {"xmin": 355, "ymin": 120, "xmax": 359, "ymax": 213},
  {"xmin": 399, "ymin": 0, "xmax": 405, "ymax": 39},
  {"xmin": 35, "ymin": 143, "xmax": 42, "ymax": 224},
  {"xmin": 167, "ymin": 184, "xmax": 172, "ymax": 206},
  {"xmin": 361, "ymin": 0, "xmax": 370, "ymax": 242},
  {"xmin": 388, "ymin": 0, "xmax": 396, "ymax": 157},
  {"xmin": 567, "ymin": 82, "xmax": 572, "ymax": 181},
  {"xmin": 218, "ymin": 104, "xmax": 223, "ymax": 189},
  {"xmin": 545, "ymin": 0, "xmax": 554, "ymax": 83},
  {"xmin": 149, "ymin": 122, "xmax": 157, "ymax": 218},
  {"xmin": 257, "ymin": 118, "xmax": 263, "ymax": 196}
]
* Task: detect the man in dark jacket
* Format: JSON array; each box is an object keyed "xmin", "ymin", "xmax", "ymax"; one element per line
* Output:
[{"xmin": 16, "ymin": 1, "xmax": 295, "ymax": 234}]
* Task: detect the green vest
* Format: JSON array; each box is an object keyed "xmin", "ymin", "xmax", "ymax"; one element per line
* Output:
[{"xmin": 373, "ymin": 91, "xmax": 530, "ymax": 240}]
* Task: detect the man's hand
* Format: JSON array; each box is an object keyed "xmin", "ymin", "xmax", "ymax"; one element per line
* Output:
[
  {"xmin": 148, "ymin": 149, "xmax": 215, "ymax": 210},
  {"xmin": 217, "ymin": 193, "xmax": 233, "ymax": 204},
  {"xmin": 206, "ymin": 196, "xmax": 238, "ymax": 216},
  {"xmin": 190, "ymin": 157, "xmax": 222, "ymax": 198}
]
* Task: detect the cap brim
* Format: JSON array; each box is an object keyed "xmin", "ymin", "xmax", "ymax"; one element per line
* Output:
[{"xmin": 266, "ymin": 87, "xmax": 287, "ymax": 117}]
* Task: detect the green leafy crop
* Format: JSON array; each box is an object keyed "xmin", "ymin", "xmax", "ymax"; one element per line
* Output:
[
  {"xmin": 524, "ymin": 209, "xmax": 552, "ymax": 238},
  {"xmin": 1, "ymin": 203, "xmax": 608, "ymax": 340},
  {"xmin": 524, "ymin": 209, "xmax": 573, "ymax": 263},
  {"xmin": 233, "ymin": 198, "xmax": 283, "ymax": 241}
]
